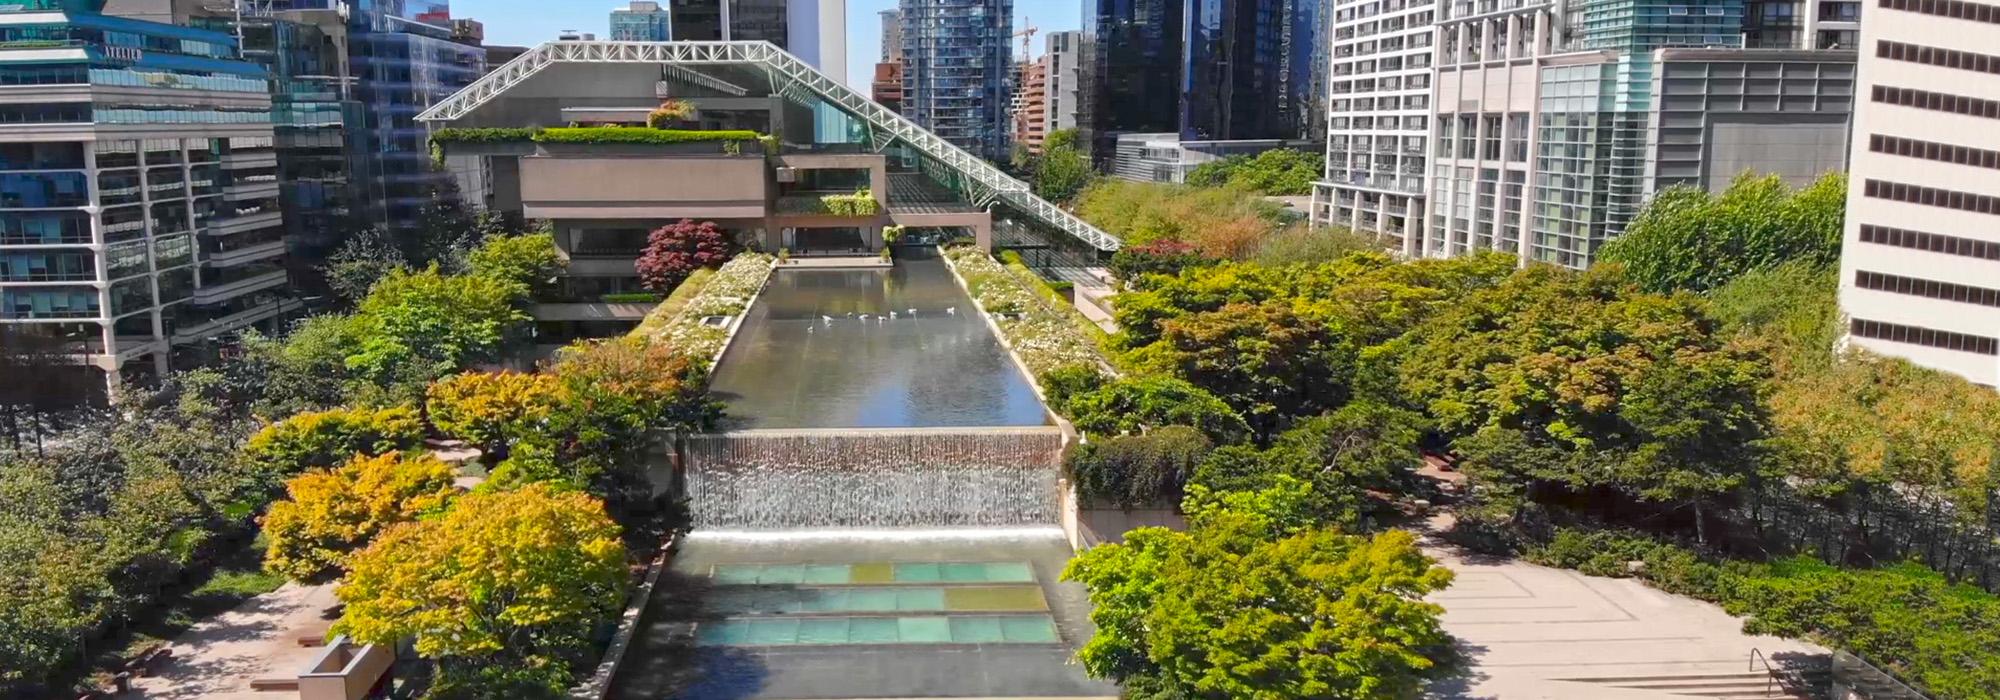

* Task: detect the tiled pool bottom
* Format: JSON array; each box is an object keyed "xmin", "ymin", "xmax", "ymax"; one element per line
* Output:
[
  {"xmin": 700, "ymin": 559, "xmax": 1062, "ymax": 647},
  {"xmin": 696, "ymin": 614, "xmax": 1061, "ymax": 646}
]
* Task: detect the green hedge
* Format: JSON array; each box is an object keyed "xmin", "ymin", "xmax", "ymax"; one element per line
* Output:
[
  {"xmin": 429, "ymin": 127, "xmax": 541, "ymax": 145},
  {"xmin": 534, "ymin": 127, "xmax": 765, "ymax": 145},
  {"xmin": 600, "ymin": 292, "xmax": 664, "ymax": 304},
  {"xmin": 1527, "ymin": 529, "xmax": 2000, "ymax": 698}
]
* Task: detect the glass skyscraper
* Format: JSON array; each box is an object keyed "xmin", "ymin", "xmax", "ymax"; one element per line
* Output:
[
  {"xmin": 0, "ymin": 0, "xmax": 291, "ymax": 391},
  {"xmin": 611, "ymin": 1, "xmax": 672, "ymax": 41},
  {"xmin": 900, "ymin": 0, "xmax": 1013, "ymax": 159},
  {"xmin": 346, "ymin": 0, "xmax": 484, "ymax": 229},
  {"xmin": 1090, "ymin": 0, "xmax": 1184, "ymax": 151},
  {"xmin": 1092, "ymin": 0, "xmax": 1324, "ymax": 148}
]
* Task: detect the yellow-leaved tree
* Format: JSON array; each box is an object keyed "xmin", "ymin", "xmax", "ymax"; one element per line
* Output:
[
  {"xmin": 261, "ymin": 451, "xmax": 458, "ymax": 583},
  {"xmin": 333, "ymin": 483, "xmax": 626, "ymax": 697},
  {"xmin": 242, "ymin": 404, "xmax": 425, "ymax": 479},
  {"xmin": 425, "ymin": 371, "xmax": 562, "ymax": 459}
]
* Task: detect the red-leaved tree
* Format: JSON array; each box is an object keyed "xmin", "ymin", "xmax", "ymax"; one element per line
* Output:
[{"xmin": 636, "ymin": 219, "xmax": 732, "ymax": 291}]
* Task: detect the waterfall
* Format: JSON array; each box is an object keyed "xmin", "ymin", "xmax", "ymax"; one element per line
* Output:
[{"xmin": 683, "ymin": 427, "xmax": 1065, "ymax": 530}]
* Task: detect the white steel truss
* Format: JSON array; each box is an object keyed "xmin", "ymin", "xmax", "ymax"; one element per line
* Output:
[{"xmin": 416, "ymin": 41, "xmax": 1121, "ymax": 251}]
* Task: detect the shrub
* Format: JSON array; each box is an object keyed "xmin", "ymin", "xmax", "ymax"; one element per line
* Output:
[
  {"xmin": 468, "ymin": 233, "xmax": 565, "ymax": 295},
  {"xmin": 429, "ymin": 127, "xmax": 540, "ymax": 146},
  {"xmin": 1060, "ymin": 376, "xmax": 1250, "ymax": 445},
  {"xmin": 532, "ymin": 126, "xmax": 764, "ymax": 145},
  {"xmin": 601, "ymin": 292, "xmax": 664, "ymax": 304},
  {"xmin": 644, "ymin": 99, "xmax": 696, "ymax": 129},
  {"xmin": 261, "ymin": 451, "xmax": 458, "ymax": 583},
  {"xmin": 636, "ymin": 219, "xmax": 733, "ymax": 292},
  {"xmin": 1067, "ymin": 426, "xmax": 1212, "ymax": 508},
  {"xmin": 820, "ymin": 189, "xmax": 880, "ymax": 216},
  {"xmin": 242, "ymin": 405, "xmax": 426, "ymax": 478},
  {"xmin": 1109, "ymin": 239, "xmax": 1206, "ymax": 283},
  {"xmin": 1038, "ymin": 364, "xmax": 1108, "ymax": 409}
]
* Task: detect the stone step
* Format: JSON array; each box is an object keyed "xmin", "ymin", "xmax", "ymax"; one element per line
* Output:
[{"xmin": 1560, "ymin": 670, "xmax": 1826, "ymax": 700}]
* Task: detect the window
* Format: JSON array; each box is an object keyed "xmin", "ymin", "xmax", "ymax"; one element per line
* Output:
[
  {"xmin": 1869, "ymin": 134, "xmax": 2000, "ymax": 170},
  {"xmin": 1858, "ymin": 223, "xmax": 2000, "ymax": 260},
  {"xmin": 1850, "ymin": 318, "xmax": 2000, "ymax": 355},
  {"xmin": 1877, "ymin": 0, "xmax": 2000, "ymax": 25},
  {"xmin": 1870, "ymin": 85, "xmax": 2000, "ymax": 120},
  {"xmin": 1876, "ymin": 40, "xmax": 2000, "ymax": 76},
  {"xmin": 1855, "ymin": 270, "xmax": 2000, "ymax": 308},
  {"xmin": 1865, "ymin": 179, "xmax": 2000, "ymax": 216}
]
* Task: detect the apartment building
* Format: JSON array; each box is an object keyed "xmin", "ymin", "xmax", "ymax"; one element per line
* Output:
[
  {"xmin": 1012, "ymin": 59, "xmax": 1047, "ymax": 153},
  {"xmin": 900, "ymin": 0, "xmax": 1013, "ymax": 159},
  {"xmin": 1322, "ymin": 0, "xmax": 1856, "ymax": 268},
  {"xmin": 1837, "ymin": 0, "xmax": 2000, "ymax": 387},
  {"xmin": 1313, "ymin": 0, "xmax": 1438, "ymax": 254},
  {"xmin": 1043, "ymin": 30, "xmax": 1083, "ymax": 136},
  {"xmin": 0, "ymin": 2, "xmax": 291, "ymax": 393}
]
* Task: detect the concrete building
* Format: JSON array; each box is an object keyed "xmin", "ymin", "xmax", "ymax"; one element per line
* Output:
[
  {"xmin": 1837, "ymin": 0, "xmax": 2000, "ymax": 387},
  {"xmin": 899, "ymin": 0, "xmax": 1013, "ymax": 159},
  {"xmin": 1312, "ymin": 0, "xmax": 1437, "ymax": 254},
  {"xmin": 1043, "ymin": 30, "xmax": 1083, "ymax": 136},
  {"xmin": 1012, "ymin": 59, "xmax": 1047, "ymax": 153},
  {"xmin": 0, "ymin": 1, "xmax": 293, "ymax": 393},
  {"xmin": 417, "ymin": 41, "xmax": 1119, "ymax": 343},
  {"xmin": 611, "ymin": 1, "xmax": 671, "ymax": 41},
  {"xmin": 878, "ymin": 8, "xmax": 902, "ymax": 61},
  {"xmin": 1744, "ymin": 0, "xmax": 1863, "ymax": 48},
  {"xmin": 1318, "ymin": 0, "xmax": 1856, "ymax": 268},
  {"xmin": 871, "ymin": 60, "xmax": 904, "ymax": 112},
  {"xmin": 1110, "ymin": 133, "xmax": 1315, "ymax": 183}
]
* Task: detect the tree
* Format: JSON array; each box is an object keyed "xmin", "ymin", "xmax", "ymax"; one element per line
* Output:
[
  {"xmin": 1056, "ymin": 375, "xmax": 1251, "ymax": 445},
  {"xmin": 1191, "ymin": 401, "xmax": 1428, "ymax": 524},
  {"xmin": 241, "ymin": 404, "xmax": 425, "ymax": 480},
  {"xmin": 426, "ymin": 371, "xmax": 562, "ymax": 460},
  {"xmin": 261, "ymin": 451, "xmax": 458, "ymax": 583},
  {"xmin": 324, "ymin": 227, "xmax": 407, "ymax": 303},
  {"xmin": 343, "ymin": 266, "xmax": 530, "ymax": 386},
  {"xmin": 334, "ymin": 484, "xmax": 625, "ymax": 685},
  {"xmin": 468, "ymin": 232, "xmax": 565, "ymax": 296},
  {"xmin": 1033, "ymin": 144, "xmax": 1095, "ymax": 203},
  {"xmin": 0, "ymin": 327, "xmax": 90, "ymax": 451},
  {"xmin": 1064, "ymin": 480, "xmax": 1455, "ymax": 699},
  {"xmin": 1252, "ymin": 224, "xmax": 1380, "ymax": 267},
  {"xmin": 1065, "ymin": 426, "xmax": 1212, "ymax": 508},
  {"xmin": 637, "ymin": 219, "xmax": 732, "ymax": 292},
  {"xmin": 1109, "ymin": 239, "xmax": 1208, "ymax": 283},
  {"xmin": 1137, "ymin": 300, "xmax": 1355, "ymax": 441},
  {"xmin": 1598, "ymin": 172, "xmax": 1845, "ymax": 293},
  {"xmin": 1186, "ymin": 154, "xmax": 1249, "ymax": 188}
]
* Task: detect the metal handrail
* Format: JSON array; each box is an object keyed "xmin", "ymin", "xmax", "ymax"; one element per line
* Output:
[
  {"xmin": 416, "ymin": 40, "xmax": 1122, "ymax": 252},
  {"xmin": 1748, "ymin": 648, "xmax": 1779, "ymax": 697}
]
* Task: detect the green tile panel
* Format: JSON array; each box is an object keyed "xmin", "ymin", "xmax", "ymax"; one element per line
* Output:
[{"xmin": 695, "ymin": 614, "xmax": 1061, "ymax": 646}]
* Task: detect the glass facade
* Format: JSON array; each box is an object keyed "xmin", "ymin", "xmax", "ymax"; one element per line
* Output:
[
  {"xmin": 347, "ymin": 2, "xmax": 483, "ymax": 229},
  {"xmin": 1091, "ymin": 0, "xmax": 1185, "ymax": 149},
  {"xmin": 610, "ymin": 2, "xmax": 672, "ymax": 41},
  {"xmin": 900, "ymin": 0, "xmax": 1014, "ymax": 159}
]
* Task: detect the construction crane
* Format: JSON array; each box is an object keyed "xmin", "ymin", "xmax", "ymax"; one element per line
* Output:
[{"xmin": 1012, "ymin": 21, "xmax": 1037, "ymax": 61}]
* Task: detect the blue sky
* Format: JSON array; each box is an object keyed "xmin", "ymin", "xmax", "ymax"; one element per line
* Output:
[{"xmin": 454, "ymin": 0, "xmax": 1084, "ymax": 88}]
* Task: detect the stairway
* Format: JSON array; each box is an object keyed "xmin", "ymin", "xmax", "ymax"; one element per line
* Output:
[{"xmin": 1557, "ymin": 670, "xmax": 1831, "ymax": 700}]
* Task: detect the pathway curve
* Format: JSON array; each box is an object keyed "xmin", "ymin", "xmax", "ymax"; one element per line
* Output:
[{"xmin": 125, "ymin": 582, "xmax": 338, "ymax": 700}]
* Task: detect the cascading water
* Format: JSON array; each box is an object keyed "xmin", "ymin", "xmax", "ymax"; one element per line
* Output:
[{"xmin": 683, "ymin": 427, "xmax": 1065, "ymax": 530}]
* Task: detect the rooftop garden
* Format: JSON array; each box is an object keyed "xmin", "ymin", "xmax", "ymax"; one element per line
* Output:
[{"xmin": 429, "ymin": 126, "xmax": 776, "ymax": 155}]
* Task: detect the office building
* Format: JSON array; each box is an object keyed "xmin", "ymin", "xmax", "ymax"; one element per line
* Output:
[
  {"xmin": 667, "ymin": 0, "xmax": 847, "ymax": 76},
  {"xmin": 1013, "ymin": 59, "xmax": 1047, "ymax": 152},
  {"xmin": 879, "ymin": 8, "xmax": 901, "ymax": 60},
  {"xmin": 1088, "ymin": 0, "xmax": 1183, "ymax": 153},
  {"xmin": 611, "ymin": 1, "xmax": 671, "ymax": 41},
  {"xmin": 1313, "ymin": 0, "xmax": 1436, "ymax": 253},
  {"xmin": 1182, "ymin": 0, "xmax": 1326, "ymax": 140},
  {"xmin": 419, "ymin": 41, "xmax": 1116, "ymax": 344},
  {"xmin": 346, "ymin": 1, "xmax": 484, "ymax": 230},
  {"xmin": 1744, "ymin": 0, "xmax": 1863, "ymax": 48},
  {"xmin": 872, "ymin": 61, "xmax": 905, "ymax": 111},
  {"xmin": 0, "ymin": 1, "xmax": 292, "ymax": 393},
  {"xmin": 1044, "ymin": 30, "xmax": 1083, "ymax": 136},
  {"xmin": 900, "ymin": 0, "xmax": 1013, "ymax": 159},
  {"xmin": 1837, "ymin": 0, "xmax": 2000, "ymax": 387},
  {"xmin": 1317, "ymin": 0, "xmax": 1856, "ymax": 267}
]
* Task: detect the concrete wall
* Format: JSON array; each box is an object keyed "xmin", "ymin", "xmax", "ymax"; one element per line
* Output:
[{"xmin": 520, "ymin": 155, "xmax": 770, "ymax": 219}]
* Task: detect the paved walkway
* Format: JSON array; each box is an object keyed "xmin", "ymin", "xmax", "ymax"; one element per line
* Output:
[
  {"xmin": 126, "ymin": 583, "xmax": 338, "ymax": 700},
  {"xmin": 1420, "ymin": 520, "xmax": 1824, "ymax": 699}
]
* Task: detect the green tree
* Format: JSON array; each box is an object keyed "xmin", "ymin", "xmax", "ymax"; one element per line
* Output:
[
  {"xmin": 334, "ymin": 484, "xmax": 625, "ymax": 688},
  {"xmin": 323, "ymin": 227, "xmax": 407, "ymax": 303},
  {"xmin": 1186, "ymin": 154, "xmax": 1249, "ymax": 188},
  {"xmin": 1064, "ymin": 480, "xmax": 1455, "ymax": 699},
  {"xmin": 261, "ymin": 451, "xmax": 458, "ymax": 583},
  {"xmin": 1065, "ymin": 426, "xmax": 1212, "ymax": 508},
  {"xmin": 1228, "ymin": 148, "xmax": 1320, "ymax": 195},
  {"xmin": 241, "ymin": 405, "xmax": 425, "ymax": 480},
  {"xmin": 1057, "ymin": 375, "xmax": 1251, "ymax": 445},
  {"xmin": 343, "ymin": 266, "xmax": 530, "ymax": 386},
  {"xmin": 1598, "ymin": 172, "xmax": 1845, "ymax": 293},
  {"xmin": 468, "ymin": 232, "xmax": 565, "ymax": 296},
  {"xmin": 1033, "ymin": 144, "xmax": 1095, "ymax": 203},
  {"xmin": 1136, "ymin": 300, "xmax": 1355, "ymax": 441}
]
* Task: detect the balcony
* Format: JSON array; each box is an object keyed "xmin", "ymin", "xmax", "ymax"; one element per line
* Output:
[
  {"xmin": 224, "ymin": 181, "xmax": 280, "ymax": 201},
  {"xmin": 205, "ymin": 239, "xmax": 286, "ymax": 267},
  {"xmin": 170, "ymin": 297, "xmax": 297, "ymax": 343},
  {"xmin": 208, "ymin": 210, "xmax": 283, "ymax": 237},
  {"xmin": 191, "ymin": 268, "xmax": 287, "ymax": 304}
]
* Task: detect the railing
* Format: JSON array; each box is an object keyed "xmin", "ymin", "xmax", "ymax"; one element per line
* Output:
[{"xmin": 415, "ymin": 40, "xmax": 1120, "ymax": 252}]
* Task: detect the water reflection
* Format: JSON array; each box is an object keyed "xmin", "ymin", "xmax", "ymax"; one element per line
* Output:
[{"xmin": 707, "ymin": 254, "xmax": 1049, "ymax": 429}]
